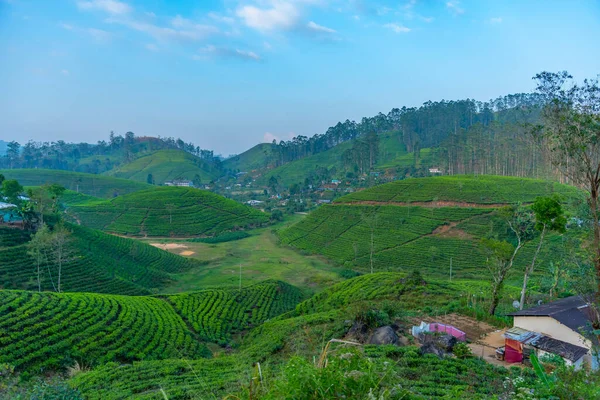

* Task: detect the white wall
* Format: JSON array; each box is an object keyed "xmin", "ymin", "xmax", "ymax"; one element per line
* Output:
[{"xmin": 513, "ymin": 316, "xmax": 592, "ymax": 349}]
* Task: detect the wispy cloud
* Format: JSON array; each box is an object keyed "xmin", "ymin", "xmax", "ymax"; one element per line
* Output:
[
  {"xmin": 60, "ymin": 22, "xmax": 111, "ymax": 42},
  {"xmin": 384, "ymin": 23, "xmax": 411, "ymax": 33},
  {"xmin": 446, "ymin": 1, "xmax": 464, "ymax": 15},
  {"xmin": 77, "ymin": 0, "xmax": 131, "ymax": 15},
  {"xmin": 306, "ymin": 21, "xmax": 335, "ymax": 34},
  {"xmin": 489, "ymin": 17, "xmax": 502, "ymax": 24},
  {"xmin": 145, "ymin": 43, "xmax": 159, "ymax": 52},
  {"xmin": 208, "ymin": 12, "xmax": 235, "ymax": 25},
  {"xmin": 196, "ymin": 45, "xmax": 261, "ymax": 62},
  {"xmin": 87, "ymin": 27, "xmax": 111, "ymax": 42},
  {"xmin": 61, "ymin": 69, "xmax": 70, "ymax": 76},
  {"xmin": 106, "ymin": 17, "xmax": 219, "ymax": 43}
]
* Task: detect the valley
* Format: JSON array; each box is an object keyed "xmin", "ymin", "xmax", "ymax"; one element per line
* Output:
[{"xmin": 0, "ymin": 70, "xmax": 599, "ymax": 399}]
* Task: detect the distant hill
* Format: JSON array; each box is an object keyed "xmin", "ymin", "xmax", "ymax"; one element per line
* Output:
[
  {"xmin": 0, "ymin": 169, "xmax": 150, "ymax": 198},
  {"xmin": 223, "ymin": 143, "xmax": 277, "ymax": 172},
  {"xmin": 256, "ymin": 131, "xmax": 433, "ymax": 188},
  {"xmin": 279, "ymin": 175, "xmax": 579, "ymax": 280},
  {"xmin": 68, "ymin": 186, "xmax": 269, "ymax": 237},
  {"xmin": 106, "ymin": 149, "xmax": 218, "ymax": 184},
  {"xmin": 0, "ymin": 224, "xmax": 202, "ymax": 295}
]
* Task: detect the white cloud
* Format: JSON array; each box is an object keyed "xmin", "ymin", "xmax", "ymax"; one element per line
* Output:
[
  {"xmin": 446, "ymin": 1, "xmax": 464, "ymax": 15},
  {"xmin": 60, "ymin": 22, "xmax": 111, "ymax": 42},
  {"xmin": 208, "ymin": 12, "xmax": 235, "ymax": 25},
  {"xmin": 61, "ymin": 69, "xmax": 70, "ymax": 76},
  {"xmin": 264, "ymin": 132, "xmax": 279, "ymax": 143},
  {"xmin": 145, "ymin": 43, "xmax": 159, "ymax": 52},
  {"xmin": 77, "ymin": 0, "xmax": 131, "ymax": 15},
  {"xmin": 306, "ymin": 21, "xmax": 335, "ymax": 34},
  {"xmin": 236, "ymin": 1, "xmax": 300, "ymax": 32},
  {"xmin": 198, "ymin": 45, "xmax": 261, "ymax": 61},
  {"xmin": 490, "ymin": 17, "xmax": 502, "ymax": 24},
  {"xmin": 384, "ymin": 23, "xmax": 410, "ymax": 33},
  {"xmin": 87, "ymin": 27, "xmax": 111, "ymax": 42},
  {"xmin": 421, "ymin": 16, "xmax": 434, "ymax": 23},
  {"xmin": 107, "ymin": 18, "xmax": 219, "ymax": 42}
]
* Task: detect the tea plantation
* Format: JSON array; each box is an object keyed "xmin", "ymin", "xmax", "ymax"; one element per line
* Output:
[
  {"xmin": 68, "ymin": 273, "xmax": 535, "ymax": 399},
  {"xmin": 279, "ymin": 176, "xmax": 575, "ymax": 281},
  {"xmin": 0, "ymin": 169, "xmax": 150, "ymax": 198},
  {"xmin": 68, "ymin": 186, "xmax": 269, "ymax": 237},
  {"xmin": 0, "ymin": 224, "xmax": 201, "ymax": 295},
  {"xmin": 0, "ymin": 281, "xmax": 301, "ymax": 374},
  {"xmin": 166, "ymin": 280, "xmax": 303, "ymax": 344},
  {"xmin": 106, "ymin": 149, "xmax": 218, "ymax": 184},
  {"xmin": 336, "ymin": 175, "xmax": 579, "ymax": 204}
]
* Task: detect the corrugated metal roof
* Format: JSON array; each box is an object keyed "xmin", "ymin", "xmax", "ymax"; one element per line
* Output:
[
  {"xmin": 0, "ymin": 202, "xmax": 17, "ymax": 210},
  {"xmin": 503, "ymin": 326, "xmax": 589, "ymax": 362}
]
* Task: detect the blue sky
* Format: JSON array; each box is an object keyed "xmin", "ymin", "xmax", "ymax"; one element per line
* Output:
[{"xmin": 1, "ymin": 0, "xmax": 599, "ymax": 155}]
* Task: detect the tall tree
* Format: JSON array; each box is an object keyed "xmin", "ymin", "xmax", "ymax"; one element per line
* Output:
[
  {"xmin": 50, "ymin": 224, "xmax": 73, "ymax": 293},
  {"xmin": 482, "ymin": 238, "xmax": 515, "ymax": 315},
  {"xmin": 519, "ymin": 196, "xmax": 566, "ymax": 309},
  {"xmin": 26, "ymin": 224, "xmax": 51, "ymax": 292},
  {"xmin": 532, "ymin": 71, "xmax": 600, "ymax": 295}
]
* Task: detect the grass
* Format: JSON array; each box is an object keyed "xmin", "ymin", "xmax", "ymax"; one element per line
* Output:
[
  {"xmin": 106, "ymin": 149, "xmax": 218, "ymax": 184},
  {"xmin": 153, "ymin": 223, "xmax": 344, "ymax": 294},
  {"xmin": 0, "ymin": 169, "xmax": 150, "ymax": 198},
  {"xmin": 67, "ymin": 186, "xmax": 269, "ymax": 237}
]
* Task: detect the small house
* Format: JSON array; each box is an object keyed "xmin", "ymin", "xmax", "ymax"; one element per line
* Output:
[
  {"xmin": 246, "ymin": 200, "xmax": 263, "ymax": 206},
  {"xmin": 0, "ymin": 202, "xmax": 21, "ymax": 224},
  {"xmin": 506, "ymin": 296, "xmax": 599, "ymax": 370},
  {"xmin": 429, "ymin": 168, "xmax": 442, "ymax": 174},
  {"xmin": 165, "ymin": 180, "xmax": 194, "ymax": 187}
]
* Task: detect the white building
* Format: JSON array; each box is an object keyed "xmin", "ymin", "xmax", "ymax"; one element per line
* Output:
[
  {"xmin": 508, "ymin": 296, "xmax": 599, "ymax": 370},
  {"xmin": 164, "ymin": 180, "xmax": 193, "ymax": 187}
]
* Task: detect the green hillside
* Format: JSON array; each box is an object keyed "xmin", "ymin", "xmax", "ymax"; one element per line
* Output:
[
  {"xmin": 223, "ymin": 143, "xmax": 276, "ymax": 172},
  {"xmin": 337, "ymin": 175, "xmax": 578, "ymax": 204},
  {"xmin": 0, "ymin": 224, "xmax": 201, "ymax": 295},
  {"xmin": 0, "ymin": 280, "xmax": 301, "ymax": 373},
  {"xmin": 69, "ymin": 273, "xmax": 535, "ymax": 399},
  {"xmin": 106, "ymin": 149, "xmax": 217, "ymax": 184},
  {"xmin": 256, "ymin": 131, "xmax": 431, "ymax": 188},
  {"xmin": 0, "ymin": 169, "xmax": 150, "ymax": 198},
  {"xmin": 68, "ymin": 186, "xmax": 269, "ymax": 237},
  {"xmin": 166, "ymin": 280, "xmax": 303, "ymax": 344},
  {"xmin": 279, "ymin": 176, "xmax": 579, "ymax": 281}
]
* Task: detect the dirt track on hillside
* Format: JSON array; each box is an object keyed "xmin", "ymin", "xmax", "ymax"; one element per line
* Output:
[{"xmin": 333, "ymin": 200, "xmax": 519, "ymax": 208}]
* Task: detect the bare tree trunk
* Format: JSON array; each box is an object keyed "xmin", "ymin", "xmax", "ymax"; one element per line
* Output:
[
  {"xmin": 370, "ymin": 230, "xmax": 374, "ymax": 274},
  {"xmin": 520, "ymin": 225, "xmax": 546, "ymax": 310}
]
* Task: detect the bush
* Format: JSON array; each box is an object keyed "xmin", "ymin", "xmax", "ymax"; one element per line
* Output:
[{"xmin": 453, "ymin": 342, "xmax": 472, "ymax": 359}]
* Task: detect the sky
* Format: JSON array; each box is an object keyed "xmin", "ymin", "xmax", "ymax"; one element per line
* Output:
[{"xmin": 0, "ymin": 0, "xmax": 599, "ymax": 156}]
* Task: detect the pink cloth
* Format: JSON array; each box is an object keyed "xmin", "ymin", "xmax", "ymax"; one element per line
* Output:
[{"xmin": 428, "ymin": 323, "xmax": 467, "ymax": 341}]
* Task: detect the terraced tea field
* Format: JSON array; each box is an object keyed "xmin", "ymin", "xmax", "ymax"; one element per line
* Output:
[
  {"xmin": 0, "ymin": 225, "xmax": 201, "ymax": 295},
  {"xmin": 0, "ymin": 281, "xmax": 301, "ymax": 373},
  {"xmin": 68, "ymin": 186, "xmax": 269, "ymax": 237},
  {"xmin": 280, "ymin": 176, "xmax": 577, "ymax": 281},
  {"xmin": 0, "ymin": 169, "xmax": 150, "ymax": 198}
]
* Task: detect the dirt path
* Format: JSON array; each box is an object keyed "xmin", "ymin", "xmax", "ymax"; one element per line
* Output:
[{"xmin": 333, "ymin": 200, "xmax": 525, "ymax": 209}]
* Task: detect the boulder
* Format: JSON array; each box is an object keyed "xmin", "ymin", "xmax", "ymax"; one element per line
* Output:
[
  {"xmin": 418, "ymin": 333, "xmax": 457, "ymax": 352},
  {"xmin": 368, "ymin": 326, "xmax": 399, "ymax": 345},
  {"xmin": 346, "ymin": 321, "xmax": 369, "ymax": 342},
  {"xmin": 419, "ymin": 342, "xmax": 446, "ymax": 358}
]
